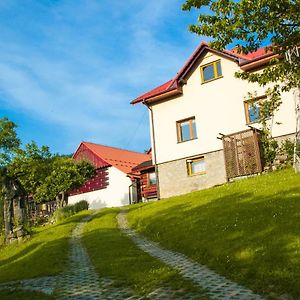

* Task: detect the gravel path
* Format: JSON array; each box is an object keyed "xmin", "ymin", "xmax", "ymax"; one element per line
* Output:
[{"xmin": 117, "ymin": 210, "xmax": 265, "ymax": 300}]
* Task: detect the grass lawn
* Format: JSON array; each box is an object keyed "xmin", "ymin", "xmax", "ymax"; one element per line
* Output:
[
  {"xmin": 82, "ymin": 208, "xmax": 208, "ymax": 298},
  {"xmin": 0, "ymin": 289, "xmax": 54, "ymax": 300},
  {"xmin": 127, "ymin": 168, "xmax": 300, "ymax": 299},
  {"xmin": 0, "ymin": 210, "xmax": 92, "ymax": 283}
]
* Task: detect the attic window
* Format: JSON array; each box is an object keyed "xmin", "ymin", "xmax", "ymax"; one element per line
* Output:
[{"xmin": 200, "ymin": 60, "xmax": 222, "ymax": 83}]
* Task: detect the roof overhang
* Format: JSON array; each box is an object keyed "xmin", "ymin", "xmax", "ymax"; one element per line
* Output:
[
  {"xmin": 240, "ymin": 53, "xmax": 278, "ymax": 71},
  {"xmin": 143, "ymin": 86, "xmax": 183, "ymax": 105}
]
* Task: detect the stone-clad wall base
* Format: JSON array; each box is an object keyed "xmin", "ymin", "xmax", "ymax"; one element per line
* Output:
[
  {"xmin": 158, "ymin": 150, "xmax": 227, "ymax": 199},
  {"xmin": 157, "ymin": 133, "xmax": 295, "ymax": 199}
]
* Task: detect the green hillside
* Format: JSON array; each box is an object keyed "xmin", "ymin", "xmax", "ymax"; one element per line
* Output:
[{"xmin": 127, "ymin": 168, "xmax": 300, "ymax": 299}]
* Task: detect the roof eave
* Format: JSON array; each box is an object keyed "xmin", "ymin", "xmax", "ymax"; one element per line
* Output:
[
  {"xmin": 240, "ymin": 54, "xmax": 278, "ymax": 71},
  {"xmin": 144, "ymin": 87, "xmax": 183, "ymax": 105}
]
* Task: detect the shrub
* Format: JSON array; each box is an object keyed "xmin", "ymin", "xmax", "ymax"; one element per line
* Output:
[
  {"xmin": 52, "ymin": 200, "xmax": 89, "ymax": 223},
  {"xmin": 74, "ymin": 200, "xmax": 89, "ymax": 212}
]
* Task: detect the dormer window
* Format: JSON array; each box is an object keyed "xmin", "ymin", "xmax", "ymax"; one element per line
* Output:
[{"xmin": 200, "ymin": 60, "xmax": 222, "ymax": 83}]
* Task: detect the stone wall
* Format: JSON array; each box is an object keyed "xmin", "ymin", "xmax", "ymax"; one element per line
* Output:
[
  {"xmin": 274, "ymin": 133, "xmax": 295, "ymax": 145},
  {"xmin": 158, "ymin": 149, "xmax": 227, "ymax": 199}
]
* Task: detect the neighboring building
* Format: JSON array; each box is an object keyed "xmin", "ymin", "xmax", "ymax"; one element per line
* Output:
[
  {"xmin": 68, "ymin": 142, "xmax": 150, "ymax": 209},
  {"xmin": 131, "ymin": 42, "xmax": 295, "ymax": 198},
  {"xmin": 128, "ymin": 159, "xmax": 157, "ymax": 203}
]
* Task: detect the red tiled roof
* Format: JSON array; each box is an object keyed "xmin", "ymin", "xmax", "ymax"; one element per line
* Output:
[
  {"xmin": 131, "ymin": 42, "xmax": 273, "ymax": 105},
  {"xmin": 229, "ymin": 46, "xmax": 272, "ymax": 60},
  {"xmin": 74, "ymin": 142, "xmax": 151, "ymax": 174},
  {"xmin": 131, "ymin": 79, "xmax": 177, "ymax": 105}
]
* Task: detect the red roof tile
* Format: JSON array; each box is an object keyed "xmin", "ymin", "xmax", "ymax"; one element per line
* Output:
[
  {"xmin": 131, "ymin": 79, "xmax": 176, "ymax": 104},
  {"xmin": 229, "ymin": 46, "xmax": 272, "ymax": 60},
  {"xmin": 74, "ymin": 142, "xmax": 151, "ymax": 174}
]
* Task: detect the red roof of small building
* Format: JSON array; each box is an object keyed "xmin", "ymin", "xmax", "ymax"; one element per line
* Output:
[
  {"xmin": 73, "ymin": 142, "xmax": 151, "ymax": 174},
  {"xmin": 131, "ymin": 42, "xmax": 274, "ymax": 105}
]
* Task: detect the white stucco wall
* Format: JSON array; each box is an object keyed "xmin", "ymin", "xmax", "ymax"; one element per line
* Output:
[
  {"xmin": 152, "ymin": 52, "xmax": 295, "ymax": 164},
  {"xmin": 68, "ymin": 166, "xmax": 131, "ymax": 209}
]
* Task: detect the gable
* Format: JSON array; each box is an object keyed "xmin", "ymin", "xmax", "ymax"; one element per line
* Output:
[
  {"xmin": 131, "ymin": 42, "xmax": 274, "ymax": 106},
  {"xmin": 73, "ymin": 142, "xmax": 111, "ymax": 169},
  {"xmin": 73, "ymin": 142, "xmax": 151, "ymax": 174}
]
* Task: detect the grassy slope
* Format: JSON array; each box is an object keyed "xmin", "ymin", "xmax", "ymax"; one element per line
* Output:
[
  {"xmin": 0, "ymin": 210, "xmax": 92, "ymax": 283},
  {"xmin": 82, "ymin": 208, "xmax": 208, "ymax": 298},
  {"xmin": 127, "ymin": 168, "xmax": 300, "ymax": 298}
]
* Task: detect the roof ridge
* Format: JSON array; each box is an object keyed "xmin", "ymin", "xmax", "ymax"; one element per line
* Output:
[{"xmin": 82, "ymin": 141, "xmax": 149, "ymax": 156}]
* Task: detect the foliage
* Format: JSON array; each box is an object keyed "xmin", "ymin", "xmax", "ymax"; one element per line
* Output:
[
  {"xmin": 82, "ymin": 208, "xmax": 206, "ymax": 297},
  {"xmin": 74, "ymin": 200, "xmax": 89, "ymax": 212},
  {"xmin": 182, "ymin": 0, "xmax": 300, "ymax": 115},
  {"xmin": 246, "ymin": 90, "xmax": 282, "ymax": 166},
  {"xmin": 128, "ymin": 168, "xmax": 300, "ymax": 299},
  {"xmin": 0, "ymin": 210, "xmax": 92, "ymax": 283},
  {"xmin": 260, "ymin": 130, "xmax": 279, "ymax": 166},
  {"xmin": 34, "ymin": 158, "xmax": 95, "ymax": 204},
  {"xmin": 8, "ymin": 141, "xmax": 54, "ymax": 196},
  {"xmin": 51, "ymin": 200, "xmax": 89, "ymax": 223},
  {"xmin": 0, "ymin": 190, "xmax": 3, "ymax": 231},
  {"xmin": 279, "ymin": 139, "xmax": 300, "ymax": 164},
  {"xmin": 0, "ymin": 117, "xmax": 20, "ymax": 166},
  {"xmin": 0, "ymin": 117, "xmax": 95, "ymax": 244}
]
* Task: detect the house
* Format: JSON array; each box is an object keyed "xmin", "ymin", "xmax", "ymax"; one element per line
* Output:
[
  {"xmin": 68, "ymin": 142, "xmax": 150, "ymax": 208},
  {"xmin": 131, "ymin": 42, "xmax": 296, "ymax": 198}
]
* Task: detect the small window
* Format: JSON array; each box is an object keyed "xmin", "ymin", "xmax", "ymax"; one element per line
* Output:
[
  {"xmin": 200, "ymin": 60, "xmax": 222, "ymax": 83},
  {"xmin": 177, "ymin": 117, "xmax": 197, "ymax": 143},
  {"xmin": 148, "ymin": 172, "xmax": 156, "ymax": 186},
  {"xmin": 187, "ymin": 156, "xmax": 206, "ymax": 176},
  {"xmin": 244, "ymin": 96, "xmax": 268, "ymax": 124}
]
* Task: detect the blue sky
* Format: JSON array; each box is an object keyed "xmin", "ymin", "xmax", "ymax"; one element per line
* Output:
[{"xmin": 0, "ymin": 0, "xmax": 206, "ymax": 155}]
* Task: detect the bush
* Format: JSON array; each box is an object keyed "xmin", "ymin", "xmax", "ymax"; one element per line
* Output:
[
  {"xmin": 74, "ymin": 200, "xmax": 89, "ymax": 212},
  {"xmin": 52, "ymin": 200, "xmax": 89, "ymax": 223}
]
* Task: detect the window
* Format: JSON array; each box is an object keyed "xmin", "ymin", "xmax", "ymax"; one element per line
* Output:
[
  {"xmin": 187, "ymin": 156, "xmax": 206, "ymax": 176},
  {"xmin": 244, "ymin": 96, "xmax": 268, "ymax": 124},
  {"xmin": 177, "ymin": 117, "xmax": 197, "ymax": 143},
  {"xmin": 148, "ymin": 172, "xmax": 156, "ymax": 186},
  {"xmin": 200, "ymin": 60, "xmax": 222, "ymax": 83}
]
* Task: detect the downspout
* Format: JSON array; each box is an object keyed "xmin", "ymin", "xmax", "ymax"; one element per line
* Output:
[{"xmin": 143, "ymin": 100, "xmax": 161, "ymax": 200}]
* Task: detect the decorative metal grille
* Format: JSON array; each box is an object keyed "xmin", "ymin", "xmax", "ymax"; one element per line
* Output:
[{"xmin": 222, "ymin": 129, "xmax": 263, "ymax": 179}]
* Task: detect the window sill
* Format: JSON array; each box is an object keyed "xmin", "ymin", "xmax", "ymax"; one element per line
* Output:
[
  {"xmin": 201, "ymin": 75, "xmax": 223, "ymax": 85},
  {"xmin": 188, "ymin": 171, "xmax": 206, "ymax": 177},
  {"xmin": 177, "ymin": 137, "xmax": 198, "ymax": 144}
]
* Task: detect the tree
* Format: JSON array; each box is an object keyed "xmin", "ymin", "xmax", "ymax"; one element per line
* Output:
[
  {"xmin": 0, "ymin": 117, "xmax": 20, "ymax": 166},
  {"xmin": 9, "ymin": 141, "xmax": 54, "ymax": 196},
  {"xmin": 182, "ymin": 0, "xmax": 300, "ymax": 96},
  {"xmin": 0, "ymin": 117, "xmax": 95, "ymax": 243},
  {"xmin": 33, "ymin": 157, "xmax": 95, "ymax": 208},
  {"xmin": 0, "ymin": 118, "xmax": 25, "ymax": 243}
]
